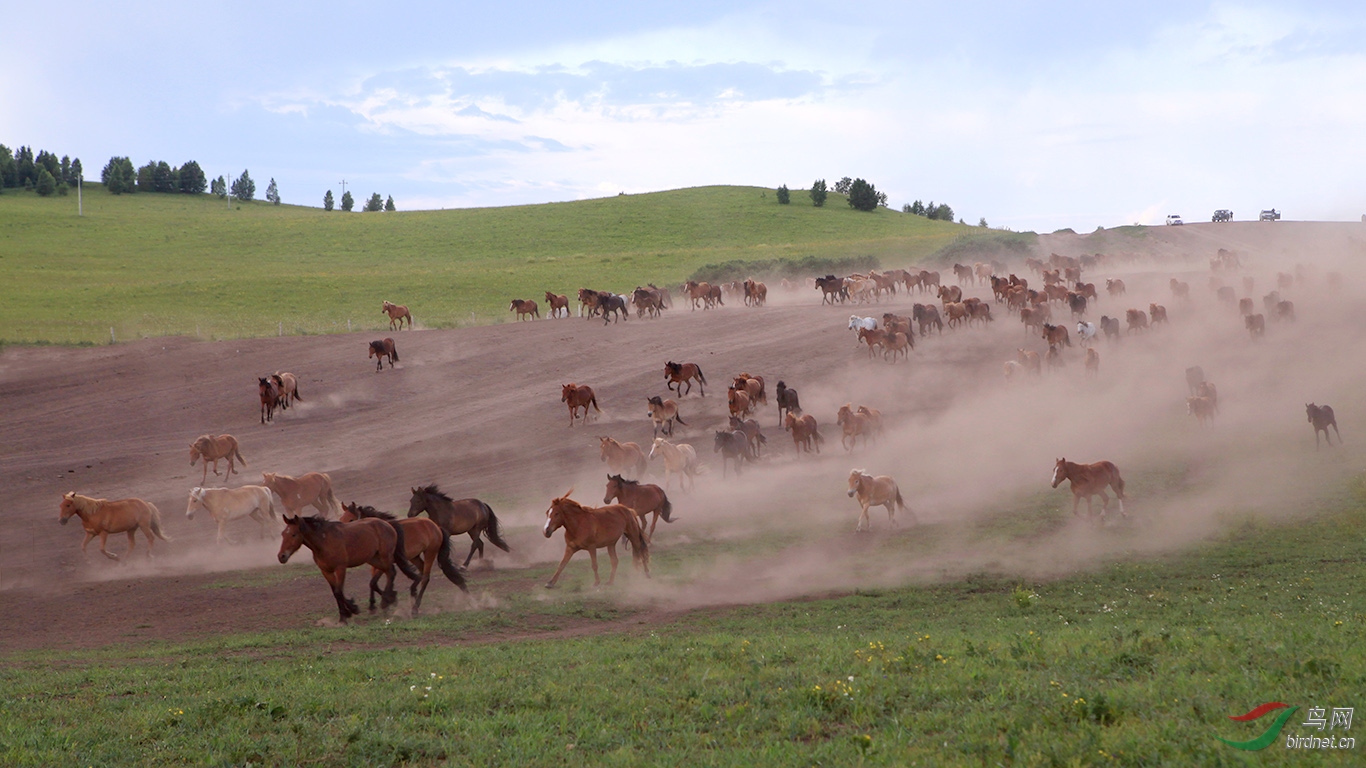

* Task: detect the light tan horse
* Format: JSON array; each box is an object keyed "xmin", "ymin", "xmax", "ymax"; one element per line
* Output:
[
  {"xmin": 60, "ymin": 492, "xmax": 170, "ymax": 560},
  {"xmin": 186, "ymin": 485, "xmax": 275, "ymax": 543},
  {"xmin": 261, "ymin": 471, "xmax": 342, "ymax": 517},
  {"xmin": 189, "ymin": 434, "xmax": 247, "ymax": 485},
  {"xmin": 381, "ymin": 300, "xmax": 412, "ymax": 330},
  {"xmin": 271, "ymin": 372, "xmax": 302, "ymax": 408},
  {"xmin": 599, "ymin": 436, "xmax": 648, "ymax": 478},
  {"xmin": 846, "ymin": 470, "xmax": 910, "ymax": 532},
  {"xmin": 649, "ymin": 437, "xmax": 700, "ymax": 491},
  {"xmin": 1051, "ymin": 458, "xmax": 1126, "ymax": 520},
  {"xmin": 562, "ymin": 383, "xmax": 601, "ymax": 426},
  {"xmin": 646, "ymin": 396, "xmax": 687, "ymax": 436},
  {"xmin": 836, "ymin": 404, "xmax": 872, "ymax": 451},
  {"xmin": 542, "ymin": 491, "xmax": 650, "ymax": 588}
]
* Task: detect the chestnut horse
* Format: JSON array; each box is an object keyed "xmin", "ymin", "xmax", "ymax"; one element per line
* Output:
[
  {"xmin": 1051, "ymin": 458, "xmax": 1126, "ymax": 520},
  {"xmin": 258, "ymin": 377, "xmax": 280, "ymax": 423},
  {"xmin": 784, "ymin": 412, "xmax": 823, "ymax": 455},
  {"xmin": 836, "ymin": 404, "xmax": 873, "ymax": 451},
  {"xmin": 561, "ymin": 383, "xmax": 601, "ymax": 427},
  {"xmin": 407, "ymin": 485, "xmax": 510, "ymax": 568},
  {"xmin": 604, "ymin": 474, "xmax": 675, "ymax": 540},
  {"xmin": 847, "ymin": 470, "xmax": 911, "ymax": 532},
  {"xmin": 664, "ymin": 361, "xmax": 706, "ymax": 396},
  {"xmin": 368, "ymin": 338, "xmax": 399, "ymax": 371},
  {"xmin": 60, "ymin": 492, "xmax": 170, "ymax": 560},
  {"xmin": 261, "ymin": 471, "xmax": 342, "ymax": 518},
  {"xmin": 340, "ymin": 503, "xmax": 467, "ymax": 613},
  {"xmin": 509, "ymin": 298, "xmax": 540, "ymax": 321},
  {"xmin": 278, "ymin": 515, "xmax": 420, "ymax": 622},
  {"xmin": 189, "ymin": 434, "xmax": 246, "ymax": 485},
  {"xmin": 381, "ymin": 300, "xmax": 412, "ymax": 330},
  {"xmin": 1306, "ymin": 403, "xmax": 1341, "ymax": 448},
  {"xmin": 544, "ymin": 291, "xmax": 570, "ymax": 318},
  {"xmin": 729, "ymin": 415, "xmax": 767, "ymax": 457},
  {"xmin": 600, "ymin": 436, "xmax": 648, "ymax": 478},
  {"xmin": 543, "ymin": 491, "xmax": 650, "ymax": 588}
]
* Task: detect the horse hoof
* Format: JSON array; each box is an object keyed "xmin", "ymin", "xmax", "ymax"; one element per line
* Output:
[{"xmin": 544, "ymin": 582, "xmax": 556, "ymax": 589}]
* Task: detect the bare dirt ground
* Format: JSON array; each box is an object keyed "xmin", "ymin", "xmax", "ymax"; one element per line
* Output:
[{"xmin": 3, "ymin": 221, "xmax": 1363, "ymax": 653}]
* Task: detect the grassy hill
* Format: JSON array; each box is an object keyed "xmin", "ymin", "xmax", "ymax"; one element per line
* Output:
[{"xmin": 0, "ymin": 185, "xmax": 986, "ymax": 344}]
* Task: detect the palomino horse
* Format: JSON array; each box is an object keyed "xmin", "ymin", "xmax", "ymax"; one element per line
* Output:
[
  {"xmin": 509, "ymin": 299, "xmax": 540, "ymax": 321},
  {"xmin": 543, "ymin": 491, "xmax": 650, "ymax": 588},
  {"xmin": 847, "ymin": 470, "xmax": 910, "ymax": 532},
  {"xmin": 340, "ymin": 503, "xmax": 467, "ymax": 613},
  {"xmin": 713, "ymin": 430, "xmax": 754, "ymax": 476},
  {"xmin": 1051, "ymin": 458, "xmax": 1126, "ymax": 520},
  {"xmin": 258, "ymin": 377, "xmax": 280, "ymax": 423},
  {"xmin": 600, "ymin": 436, "xmax": 648, "ymax": 478},
  {"xmin": 261, "ymin": 471, "xmax": 342, "ymax": 518},
  {"xmin": 278, "ymin": 515, "xmax": 420, "ymax": 622},
  {"xmin": 186, "ymin": 485, "xmax": 274, "ymax": 543},
  {"xmin": 189, "ymin": 434, "xmax": 246, "ymax": 485},
  {"xmin": 60, "ymin": 492, "xmax": 170, "ymax": 560},
  {"xmin": 604, "ymin": 474, "xmax": 675, "ymax": 540},
  {"xmin": 646, "ymin": 396, "xmax": 687, "ymax": 437},
  {"xmin": 561, "ymin": 383, "xmax": 601, "ymax": 426},
  {"xmin": 368, "ymin": 338, "xmax": 399, "ymax": 371},
  {"xmin": 664, "ymin": 361, "xmax": 706, "ymax": 396},
  {"xmin": 1306, "ymin": 403, "xmax": 1341, "ymax": 448},
  {"xmin": 544, "ymin": 291, "xmax": 570, "ymax": 318},
  {"xmin": 784, "ymin": 412, "xmax": 823, "ymax": 455},
  {"xmin": 648, "ymin": 437, "xmax": 700, "ymax": 491},
  {"xmin": 271, "ymin": 372, "xmax": 302, "ymax": 409},
  {"xmin": 775, "ymin": 381, "xmax": 801, "ymax": 426},
  {"xmin": 381, "ymin": 300, "xmax": 412, "ymax": 330},
  {"xmin": 407, "ymin": 485, "xmax": 510, "ymax": 568}
]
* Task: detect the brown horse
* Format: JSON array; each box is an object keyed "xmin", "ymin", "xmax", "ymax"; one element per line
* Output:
[
  {"xmin": 1245, "ymin": 313, "xmax": 1265, "ymax": 337},
  {"xmin": 1085, "ymin": 347, "xmax": 1100, "ymax": 376},
  {"xmin": 543, "ymin": 491, "xmax": 650, "ymax": 588},
  {"xmin": 727, "ymin": 385, "xmax": 752, "ymax": 418},
  {"xmin": 713, "ymin": 430, "xmax": 754, "ymax": 476},
  {"xmin": 261, "ymin": 471, "xmax": 342, "ymax": 517},
  {"xmin": 1051, "ymin": 458, "xmax": 1126, "ymax": 520},
  {"xmin": 1306, "ymin": 403, "xmax": 1341, "ymax": 448},
  {"xmin": 340, "ymin": 503, "xmax": 467, "ymax": 613},
  {"xmin": 381, "ymin": 300, "xmax": 412, "ymax": 330},
  {"xmin": 682, "ymin": 280, "xmax": 713, "ymax": 310},
  {"xmin": 847, "ymin": 470, "xmax": 911, "ymax": 532},
  {"xmin": 544, "ymin": 291, "xmax": 570, "ymax": 318},
  {"xmin": 190, "ymin": 434, "xmax": 247, "ymax": 485},
  {"xmin": 509, "ymin": 298, "xmax": 540, "ymax": 321},
  {"xmin": 271, "ymin": 371, "xmax": 302, "ymax": 409},
  {"xmin": 1187, "ymin": 396, "xmax": 1215, "ymax": 426},
  {"xmin": 729, "ymin": 415, "xmax": 767, "ymax": 457},
  {"xmin": 775, "ymin": 380, "xmax": 801, "ymax": 426},
  {"xmin": 664, "ymin": 361, "xmax": 706, "ymax": 396},
  {"xmin": 600, "ymin": 436, "xmax": 649, "ymax": 478},
  {"xmin": 258, "ymin": 377, "xmax": 280, "ymax": 423},
  {"xmin": 407, "ymin": 485, "xmax": 510, "ymax": 567},
  {"xmin": 604, "ymin": 474, "xmax": 675, "ymax": 540},
  {"xmin": 1042, "ymin": 323, "xmax": 1071, "ymax": 349},
  {"xmin": 561, "ymin": 383, "xmax": 601, "ymax": 426},
  {"xmin": 368, "ymin": 338, "xmax": 399, "ymax": 371},
  {"xmin": 60, "ymin": 492, "xmax": 170, "ymax": 560},
  {"xmin": 784, "ymin": 412, "xmax": 824, "ymax": 455},
  {"xmin": 1149, "ymin": 303, "xmax": 1168, "ymax": 325},
  {"xmin": 278, "ymin": 515, "xmax": 420, "ymax": 622},
  {"xmin": 836, "ymin": 404, "xmax": 872, "ymax": 451},
  {"xmin": 646, "ymin": 396, "xmax": 686, "ymax": 437},
  {"xmin": 734, "ymin": 372, "xmax": 766, "ymax": 405},
  {"xmin": 577, "ymin": 288, "xmax": 603, "ymax": 318}
]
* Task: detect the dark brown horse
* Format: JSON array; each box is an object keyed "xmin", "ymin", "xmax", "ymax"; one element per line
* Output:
[
  {"xmin": 604, "ymin": 474, "xmax": 674, "ymax": 539},
  {"xmin": 562, "ymin": 383, "xmax": 601, "ymax": 426},
  {"xmin": 728, "ymin": 415, "xmax": 767, "ymax": 457},
  {"xmin": 1051, "ymin": 458, "xmax": 1126, "ymax": 520},
  {"xmin": 341, "ymin": 503, "xmax": 467, "ymax": 613},
  {"xmin": 258, "ymin": 377, "xmax": 280, "ymax": 423},
  {"xmin": 407, "ymin": 485, "xmax": 510, "ymax": 568},
  {"xmin": 543, "ymin": 491, "xmax": 650, "ymax": 588},
  {"xmin": 368, "ymin": 338, "xmax": 398, "ymax": 371},
  {"xmin": 664, "ymin": 361, "xmax": 706, "ymax": 396},
  {"xmin": 713, "ymin": 430, "xmax": 754, "ymax": 476},
  {"xmin": 775, "ymin": 380, "xmax": 801, "ymax": 426},
  {"xmin": 278, "ymin": 515, "xmax": 421, "ymax": 622},
  {"xmin": 1306, "ymin": 403, "xmax": 1341, "ymax": 448}
]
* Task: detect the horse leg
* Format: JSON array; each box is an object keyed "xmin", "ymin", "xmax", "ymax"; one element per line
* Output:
[
  {"xmin": 604, "ymin": 545, "xmax": 620, "ymax": 586},
  {"xmin": 381, "ymin": 566, "xmax": 398, "ymax": 611},
  {"xmin": 368, "ymin": 566, "xmax": 381, "ymax": 611},
  {"xmin": 80, "ymin": 531, "xmax": 95, "ymax": 557},
  {"xmin": 410, "ymin": 554, "xmax": 425, "ymax": 596},
  {"xmin": 217, "ymin": 517, "xmax": 229, "ymax": 545},
  {"xmin": 886, "ymin": 502, "xmax": 896, "ymax": 528},
  {"xmin": 648, "ymin": 512, "xmax": 659, "ymax": 541},
  {"xmin": 1071, "ymin": 494, "xmax": 1082, "ymax": 518},
  {"xmin": 546, "ymin": 547, "xmax": 576, "ymax": 588}
]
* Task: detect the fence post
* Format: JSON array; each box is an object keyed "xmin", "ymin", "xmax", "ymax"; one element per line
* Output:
[
  {"xmin": 278, "ymin": 322, "xmax": 283, "ymax": 337},
  {"xmin": 110, "ymin": 327, "xmax": 115, "ymax": 344}
]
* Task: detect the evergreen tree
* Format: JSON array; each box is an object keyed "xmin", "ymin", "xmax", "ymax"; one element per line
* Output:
[
  {"xmin": 265, "ymin": 178, "xmax": 280, "ymax": 205},
  {"xmin": 363, "ymin": 192, "xmax": 384, "ymax": 212},
  {"xmin": 36, "ymin": 150, "xmax": 59, "ymax": 178},
  {"xmin": 0, "ymin": 145, "xmax": 14, "ymax": 188},
  {"xmin": 809, "ymin": 179, "xmax": 828, "ymax": 207},
  {"xmin": 384, "ymin": 195, "xmax": 395, "ymax": 212},
  {"xmin": 70, "ymin": 158, "xmax": 83, "ymax": 185},
  {"xmin": 846, "ymin": 178, "xmax": 880, "ymax": 212},
  {"xmin": 210, "ymin": 175, "xmax": 227, "ymax": 198},
  {"xmin": 153, "ymin": 161, "xmax": 175, "ymax": 192},
  {"xmin": 323, "ymin": 190, "xmax": 334, "ymax": 211},
  {"xmin": 978, "ymin": 217, "xmax": 988, "ymax": 228},
  {"xmin": 341, "ymin": 190, "xmax": 354, "ymax": 212},
  {"xmin": 35, "ymin": 168, "xmax": 57, "ymax": 197},
  {"xmin": 776, "ymin": 184, "xmax": 790, "ymax": 204},
  {"xmin": 834, "ymin": 176, "xmax": 853, "ymax": 195},
  {"xmin": 59, "ymin": 155, "xmax": 72, "ymax": 185},
  {"xmin": 16, "ymin": 146, "xmax": 36, "ymax": 187},
  {"xmin": 177, "ymin": 161, "xmax": 206, "ymax": 194},
  {"xmin": 230, "ymin": 170, "xmax": 255, "ymax": 202},
  {"xmin": 100, "ymin": 156, "xmax": 137, "ymax": 194}
]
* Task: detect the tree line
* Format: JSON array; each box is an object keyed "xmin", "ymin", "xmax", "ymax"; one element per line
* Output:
[
  {"xmin": 775, "ymin": 175, "xmax": 957, "ymax": 220},
  {"xmin": 0, "ymin": 145, "xmax": 83, "ymax": 197},
  {"xmin": 322, "ymin": 189, "xmax": 395, "ymax": 212}
]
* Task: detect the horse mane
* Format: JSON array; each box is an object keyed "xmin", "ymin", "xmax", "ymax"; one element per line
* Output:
[
  {"xmin": 416, "ymin": 484, "xmax": 453, "ymax": 503},
  {"xmin": 63, "ymin": 492, "xmax": 98, "ymax": 512},
  {"xmin": 349, "ymin": 504, "xmax": 396, "ymax": 521},
  {"xmin": 296, "ymin": 515, "xmax": 330, "ymax": 530},
  {"xmin": 608, "ymin": 474, "xmax": 639, "ymax": 487}
]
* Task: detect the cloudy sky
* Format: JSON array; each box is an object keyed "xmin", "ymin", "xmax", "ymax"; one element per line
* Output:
[{"xmin": 5, "ymin": 1, "xmax": 1364, "ymax": 231}]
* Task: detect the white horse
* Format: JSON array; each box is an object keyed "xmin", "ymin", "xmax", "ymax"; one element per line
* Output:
[
  {"xmin": 849, "ymin": 315, "xmax": 878, "ymax": 347},
  {"xmin": 648, "ymin": 437, "xmax": 700, "ymax": 491},
  {"xmin": 1076, "ymin": 321, "xmax": 1097, "ymax": 346},
  {"xmin": 186, "ymin": 485, "xmax": 276, "ymax": 543}
]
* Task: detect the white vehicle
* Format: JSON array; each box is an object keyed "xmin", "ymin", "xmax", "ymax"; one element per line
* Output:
[
  {"xmin": 1259, "ymin": 209, "xmax": 1280, "ymax": 222},
  {"xmin": 1165, "ymin": 214, "xmax": 1184, "ymax": 226}
]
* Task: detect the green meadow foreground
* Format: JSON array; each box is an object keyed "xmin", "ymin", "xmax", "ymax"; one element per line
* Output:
[
  {"xmin": 0, "ymin": 185, "xmax": 975, "ymax": 344},
  {"xmin": 3, "ymin": 485, "xmax": 1363, "ymax": 767}
]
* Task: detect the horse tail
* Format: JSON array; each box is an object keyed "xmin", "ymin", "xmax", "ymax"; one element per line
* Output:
[
  {"xmin": 590, "ymin": 394, "xmax": 601, "ymax": 413},
  {"xmin": 895, "ymin": 488, "xmax": 907, "ymax": 511},
  {"xmin": 695, "ymin": 366, "xmax": 706, "ymax": 384},
  {"xmin": 482, "ymin": 503, "xmax": 511, "ymax": 552},
  {"xmin": 436, "ymin": 534, "xmax": 469, "ymax": 592},
  {"xmin": 624, "ymin": 511, "xmax": 651, "ymax": 572},
  {"xmin": 233, "ymin": 444, "xmax": 247, "ymax": 467},
  {"xmin": 390, "ymin": 524, "xmax": 422, "ymax": 581},
  {"xmin": 1111, "ymin": 466, "xmax": 1126, "ymax": 499},
  {"xmin": 291, "ymin": 383, "xmax": 302, "ymax": 402},
  {"xmin": 390, "ymin": 343, "xmax": 399, "ymax": 363},
  {"xmin": 674, "ymin": 411, "xmax": 687, "ymax": 426},
  {"xmin": 147, "ymin": 502, "xmax": 172, "ymax": 541},
  {"xmin": 325, "ymin": 484, "xmax": 343, "ymax": 517},
  {"xmin": 660, "ymin": 495, "xmax": 674, "ymax": 523}
]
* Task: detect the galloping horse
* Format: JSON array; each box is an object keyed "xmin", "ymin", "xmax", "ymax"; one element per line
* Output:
[
  {"xmin": 381, "ymin": 300, "xmax": 412, "ymax": 330},
  {"xmin": 847, "ymin": 470, "xmax": 911, "ymax": 532},
  {"xmin": 713, "ymin": 430, "xmax": 754, "ymax": 476},
  {"xmin": 60, "ymin": 492, "xmax": 170, "ymax": 560},
  {"xmin": 836, "ymin": 404, "xmax": 873, "ymax": 451},
  {"xmin": 728, "ymin": 415, "xmax": 767, "ymax": 457},
  {"xmin": 341, "ymin": 503, "xmax": 467, "ymax": 613},
  {"xmin": 261, "ymin": 471, "xmax": 342, "ymax": 518},
  {"xmin": 509, "ymin": 299, "xmax": 540, "ymax": 321},
  {"xmin": 775, "ymin": 381, "xmax": 801, "ymax": 426},
  {"xmin": 1306, "ymin": 403, "xmax": 1341, "ymax": 448},
  {"xmin": 664, "ymin": 361, "xmax": 706, "ymax": 396},
  {"xmin": 278, "ymin": 515, "xmax": 420, "ymax": 622},
  {"xmin": 599, "ymin": 436, "xmax": 648, "ymax": 478},
  {"xmin": 604, "ymin": 474, "xmax": 675, "ymax": 540},
  {"xmin": 189, "ymin": 434, "xmax": 246, "ymax": 485},
  {"xmin": 258, "ymin": 377, "xmax": 280, "ymax": 423},
  {"xmin": 561, "ymin": 383, "xmax": 601, "ymax": 426},
  {"xmin": 784, "ymin": 411, "xmax": 823, "ymax": 455},
  {"xmin": 646, "ymin": 396, "xmax": 686, "ymax": 437},
  {"xmin": 1050, "ymin": 458, "xmax": 1126, "ymax": 520},
  {"xmin": 407, "ymin": 485, "xmax": 510, "ymax": 568},
  {"xmin": 186, "ymin": 485, "xmax": 274, "ymax": 543},
  {"xmin": 368, "ymin": 338, "xmax": 399, "ymax": 371},
  {"xmin": 542, "ymin": 491, "xmax": 650, "ymax": 588},
  {"xmin": 648, "ymin": 437, "xmax": 700, "ymax": 491},
  {"xmin": 544, "ymin": 291, "xmax": 570, "ymax": 318}
]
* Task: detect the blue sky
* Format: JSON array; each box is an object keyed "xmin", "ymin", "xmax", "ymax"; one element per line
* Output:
[{"xmin": 5, "ymin": 1, "xmax": 1364, "ymax": 231}]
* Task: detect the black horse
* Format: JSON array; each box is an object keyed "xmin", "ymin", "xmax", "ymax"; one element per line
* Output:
[
  {"xmin": 713, "ymin": 430, "xmax": 756, "ymax": 478},
  {"xmin": 1306, "ymin": 404, "xmax": 1341, "ymax": 449}
]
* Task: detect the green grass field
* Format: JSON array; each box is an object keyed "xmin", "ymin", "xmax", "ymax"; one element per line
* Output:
[
  {"xmin": 0, "ymin": 185, "xmax": 985, "ymax": 344},
  {"xmin": 4, "ymin": 477, "xmax": 1362, "ymax": 767}
]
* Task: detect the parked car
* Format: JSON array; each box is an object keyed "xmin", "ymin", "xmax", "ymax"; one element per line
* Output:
[
  {"xmin": 1212, "ymin": 209, "xmax": 1233, "ymax": 222},
  {"xmin": 1259, "ymin": 209, "xmax": 1281, "ymax": 221},
  {"xmin": 1165, "ymin": 214, "xmax": 1184, "ymax": 226}
]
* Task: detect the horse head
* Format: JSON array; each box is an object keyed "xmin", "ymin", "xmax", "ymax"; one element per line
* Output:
[
  {"xmin": 186, "ymin": 487, "xmax": 205, "ymax": 518},
  {"xmin": 1051, "ymin": 459, "xmax": 1067, "ymax": 488},
  {"xmin": 847, "ymin": 469, "xmax": 867, "ymax": 497},
  {"xmin": 277, "ymin": 515, "xmax": 304, "ymax": 563},
  {"xmin": 561, "ymin": 383, "xmax": 575, "ymax": 402},
  {"xmin": 1306, "ymin": 404, "xmax": 1316, "ymax": 422},
  {"xmin": 58, "ymin": 491, "xmax": 82, "ymax": 524}
]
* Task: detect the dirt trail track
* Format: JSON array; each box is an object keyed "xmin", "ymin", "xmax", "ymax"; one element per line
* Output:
[{"xmin": 3, "ymin": 221, "xmax": 1362, "ymax": 652}]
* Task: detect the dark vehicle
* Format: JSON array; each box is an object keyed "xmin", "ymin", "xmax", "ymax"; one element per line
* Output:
[{"xmin": 1212, "ymin": 209, "xmax": 1232, "ymax": 222}]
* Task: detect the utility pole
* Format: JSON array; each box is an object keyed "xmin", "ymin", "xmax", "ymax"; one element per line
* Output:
[
  {"xmin": 339, "ymin": 179, "xmax": 347, "ymax": 201},
  {"xmin": 77, "ymin": 173, "xmax": 82, "ymax": 217}
]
